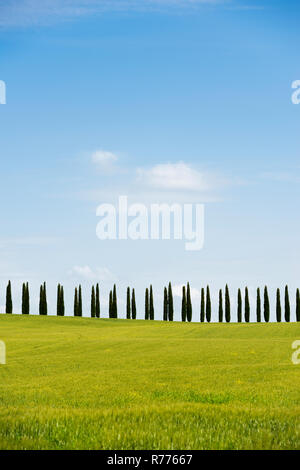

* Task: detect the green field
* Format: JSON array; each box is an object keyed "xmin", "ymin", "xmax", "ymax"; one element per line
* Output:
[{"xmin": 0, "ymin": 314, "xmax": 299, "ymax": 450}]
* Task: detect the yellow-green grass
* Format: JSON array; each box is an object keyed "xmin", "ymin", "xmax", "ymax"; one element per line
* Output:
[{"xmin": 0, "ymin": 314, "xmax": 299, "ymax": 450}]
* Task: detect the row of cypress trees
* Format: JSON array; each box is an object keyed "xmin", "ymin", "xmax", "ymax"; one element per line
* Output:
[
  {"xmin": 197, "ymin": 285, "xmax": 300, "ymax": 323},
  {"xmin": 2, "ymin": 280, "xmax": 300, "ymax": 322}
]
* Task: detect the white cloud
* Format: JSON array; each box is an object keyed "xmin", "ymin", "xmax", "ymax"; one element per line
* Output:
[
  {"xmin": 92, "ymin": 150, "xmax": 118, "ymax": 165},
  {"xmin": 70, "ymin": 265, "xmax": 114, "ymax": 281},
  {"xmin": 91, "ymin": 149, "xmax": 119, "ymax": 173},
  {"xmin": 136, "ymin": 162, "xmax": 212, "ymax": 191}
]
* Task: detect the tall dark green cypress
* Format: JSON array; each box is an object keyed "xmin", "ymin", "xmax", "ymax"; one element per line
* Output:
[
  {"xmin": 264, "ymin": 286, "xmax": 270, "ymax": 322},
  {"xmin": 206, "ymin": 285, "xmax": 211, "ymax": 323},
  {"xmin": 126, "ymin": 287, "xmax": 131, "ymax": 319},
  {"xmin": 168, "ymin": 282, "xmax": 174, "ymax": 321},
  {"xmin": 284, "ymin": 285, "xmax": 290, "ymax": 322},
  {"xmin": 163, "ymin": 287, "xmax": 168, "ymax": 321},
  {"xmin": 131, "ymin": 289, "xmax": 136, "ymax": 319},
  {"xmin": 276, "ymin": 288, "xmax": 281, "ymax": 323},
  {"xmin": 112, "ymin": 284, "xmax": 117, "ymax": 318},
  {"xmin": 237, "ymin": 288, "xmax": 242, "ymax": 323},
  {"xmin": 60, "ymin": 286, "xmax": 65, "ymax": 316},
  {"xmin": 145, "ymin": 288, "xmax": 149, "ymax": 320},
  {"xmin": 256, "ymin": 288, "xmax": 261, "ymax": 323},
  {"xmin": 6, "ymin": 280, "xmax": 12, "ymax": 314},
  {"xmin": 149, "ymin": 285, "xmax": 154, "ymax": 320},
  {"xmin": 225, "ymin": 284, "xmax": 230, "ymax": 323},
  {"xmin": 200, "ymin": 288, "xmax": 205, "ymax": 322},
  {"xmin": 74, "ymin": 287, "xmax": 78, "ymax": 316},
  {"xmin": 91, "ymin": 286, "xmax": 96, "ymax": 318},
  {"xmin": 245, "ymin": 287, "xmax": 250, "ymax": 323},
  {"xmin": 96, "ymin": 284, "xmax": 100, "ymax": 318},
  {"xmin": 181, "ymin": 286, "xmax": 187, "ymax": 322},
  {"xmin": 218, "ymin": 289, "xmax": 223, "ymax": 323},
  {"xmin": 187, "ymin": 283, "xmax": 192, "ymax": 322},
  {"xmin": 57, "ymin": 284, "xmax": 61, "ymax": 316},
  {"xmin": 39, "ymin": 285, "xmax": 43, "ymax": 315},
  {"xmin": 78, "ymin": 285, "xmax": 82, "ymax": 317},
  {"xmin": 296, "ymin": 289, "xmax": 300, "ymax": 322},
  {"xmin": 22, "ymin": 283, "xmax": 26, "ymax": 315}
]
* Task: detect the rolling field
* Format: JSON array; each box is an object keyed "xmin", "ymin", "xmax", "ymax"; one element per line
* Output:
[{"xmin": 0, "ymin": 314, "xmax": 299, "ymax": 450}]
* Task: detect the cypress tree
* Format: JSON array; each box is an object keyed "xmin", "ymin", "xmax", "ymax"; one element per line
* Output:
[
  {"xmin": 6, "ymin": 280, "xmax": 12, "ymax": 314},
  {"xmin": 218, "ymin": 289, "xmax": 223, "ymax": 323},
  {"xmin": 112, "ymin": 284, "xmax": 117, "ymax": 318},
  {"xmin": 225, "ymin": 284, "xmax": 230, "ymax": 323},
  {"xmin": 78, "ymin": 285, "xmax": 82, "ymax": 317},
  {"xmin": 149, "ymin": 285, "xmax": 154, "ymax": 320},
  {"xmin": 126, "ymin": 287, "xmax": 131, "ymax": 319},
  {"xmin": 237, "ymin": 288, "xmax": 242, "ymax": 323},
  {"xmin": 206, "ymin": 285, "xmax": 211, "ymax": 323},
  {"xmin": 163, "ymin": 287, "xmax": 168, "ymax": 321},
  {"xmin": 284, "ymin": 285, "xmax": 290, "ymax": 322},
  {"xmin": 200, "ymin": 288, "xmax": 205, "ymax": 322},
  {"xmin": 181, "ymin": 286, "xmax": 187, "ymax": 322},
  {"xmin": 57, "ymin": 284, "xmax": 61, "ymax": 316},
  {"xmin": 60, "ymin": 285, "xmax": 65, "ymax": 316},
  {"xmin": 22, "ymin": 283, "xmax": 26, "ymax": 315},
  {"xmin": 74, "ymin": 287, "xmax": 78, "ymax": 316},
  {"xmin": 296, "ymin": 288, "xmax": 300, "ymax": 322},
  {"xmin": 245, "ymin": 287, "xmax": 250, "ymax": 323},
  {"xmin": 276, "ymin": 288, "xmax": 281, "ymax": 323},
  {"xmin": 256, "ymin": 288, "xmax": 261, "ymax": 323},
  {"xmin": 131, "ymin": 289, "xmax": 136, "ymax": 319},
  {"xmin": 39, "ymin": 285, "xmax": 44, "ymax": 315},
  {"xmin": 186, "ymin": 282, "xmax": 192, "ymax": 322},
  {"xmin": 96, "ymin": 283, "xmax": 100, "ymax": 318},
  {"xmin": 168, "ymin": 282, "xmax": 174, "ymax": 321},
  {"xmin": 264, "ymin": 286, "xmax": 270, "ymax": 322},
  {"xmin": 145, "ymin": 288, "xmax": 149, "ymax": 320},
  {"xmin": 91, "ymin": 286, "xmax": 96, "ymax": 318}
]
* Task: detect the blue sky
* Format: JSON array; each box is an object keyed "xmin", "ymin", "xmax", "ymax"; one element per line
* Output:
[{"xmin": 0, "ymin": 0, "xmax": 300, "ymax": 319}]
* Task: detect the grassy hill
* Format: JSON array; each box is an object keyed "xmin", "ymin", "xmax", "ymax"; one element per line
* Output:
[{"xmin": 0, "ymin": 314, "xmax": 299, "ymax": 449}]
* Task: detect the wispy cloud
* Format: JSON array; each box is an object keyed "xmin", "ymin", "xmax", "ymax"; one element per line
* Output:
[
  {"xmin": 137, "ymin": 162, "xmax": 220, "ymax": 192},
  {"xmin": 69, "ymin": 265, "xmax": 115, "ymax": 281},
  {"xmin": 0, "ymin": 0, "xmax": 228, "ymax": 27},
  {"xmin": 91, "ymin": 149, "xmax": 119, "ymax": 173}
]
